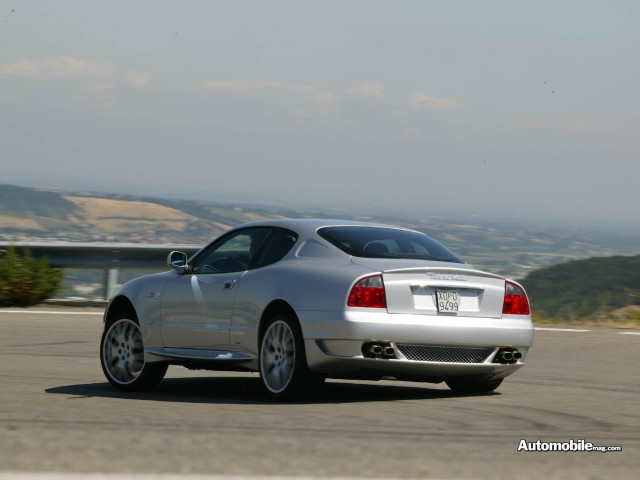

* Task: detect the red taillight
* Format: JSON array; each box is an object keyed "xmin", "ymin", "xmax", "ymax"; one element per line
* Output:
[
  {"xmin": 502, "ymin": 280, "xmax": 530, "ymax": 315},
  {"xmin": 348, "ymin": 274, "xmax": 387, "ymax": 308}
]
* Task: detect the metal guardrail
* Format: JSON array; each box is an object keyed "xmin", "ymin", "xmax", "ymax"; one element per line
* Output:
[{"xmin": 0, "ymin": 242, "xmax": 202, "ymax": 300}]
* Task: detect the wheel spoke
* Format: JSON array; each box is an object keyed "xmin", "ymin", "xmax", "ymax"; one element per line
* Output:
[
  {"xmin": 285, "ymin": 360, "xmax": 293, "ymax": 375},
  {"xmin": 130, "ymin": 364, "xmax": 143, "ymax": 374},
  {"xmin": 270, "ymin": 369, "xmax": 280, "ymax": 386}
]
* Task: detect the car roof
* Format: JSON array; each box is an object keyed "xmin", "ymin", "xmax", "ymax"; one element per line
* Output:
[{"xmin": 231, "ymin": 218, "xmax": 415, "ymax": 238}]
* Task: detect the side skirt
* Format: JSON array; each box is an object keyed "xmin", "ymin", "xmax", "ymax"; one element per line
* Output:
[{"xmin": 145, "ymin": 347, "xmax": 257, "ymax": 372}]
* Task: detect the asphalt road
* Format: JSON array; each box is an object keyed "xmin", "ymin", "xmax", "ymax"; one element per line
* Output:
[{"xmin": 0, "ymin": 308, "xmax": 638, "ymax": 479}]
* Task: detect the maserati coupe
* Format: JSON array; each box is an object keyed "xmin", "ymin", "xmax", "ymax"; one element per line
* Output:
[{"xmin": 100, "ymin": 219, "xmax": 533, "ymax": 399}]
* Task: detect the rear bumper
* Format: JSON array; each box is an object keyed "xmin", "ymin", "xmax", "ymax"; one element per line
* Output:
[{"xmin": 298, "ymin": 310, "xmax": 533, "ymax": 381}]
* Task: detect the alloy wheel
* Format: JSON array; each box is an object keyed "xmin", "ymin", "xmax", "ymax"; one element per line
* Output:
[
  {"xmin": 102, "ymin": 319, "xmax": 145, "ymax": 385},
  {"xmin": 260, "ymin": 320, "xmax": 296, "ymax": 393}
]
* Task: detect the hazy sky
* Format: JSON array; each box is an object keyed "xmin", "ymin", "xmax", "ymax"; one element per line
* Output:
[{"xmin": 1, "ymin": 1, "xmax": 638, "ymax": 226}]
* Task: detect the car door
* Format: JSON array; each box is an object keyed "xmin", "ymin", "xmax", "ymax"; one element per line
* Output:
[
  {"xmin": 229, "ymin": 228, "xmax": 300, "ymax": 350},
  {"xmin": 160, "ymin": 227, "xmax": 272, "ymax": 350}
]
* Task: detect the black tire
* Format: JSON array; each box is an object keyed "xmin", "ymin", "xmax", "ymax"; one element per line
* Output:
[
  {"xmin": 100, "ymin": 317, "xmax": 167, "ymax": 392},
  {"xmin": 259, "ymin": 313, "xmax": 325, "ymax": 401},
  {"xmin": 445, "ymin": 376, "xmax": 503, "ymax": 394}
]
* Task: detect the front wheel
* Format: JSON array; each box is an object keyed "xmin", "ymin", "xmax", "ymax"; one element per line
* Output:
[
  {"xmin": 446, "ymin": 376, "xmax": 503, "ymax": 394},
  {"xmin": 100, "ymin": 318, "xmax": 167, "ymax": 392},
  {"xmin": 259, "ymin": 313, "xmax": 324, "ymax": 400}
]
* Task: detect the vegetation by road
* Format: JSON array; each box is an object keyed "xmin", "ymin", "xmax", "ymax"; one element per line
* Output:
[
  {"xmin": 0, "ymin": 246, "xmax": 64, "ymax": 306},
  {"xmin": 522, "ymin": 255, "xmax": 640, "ymax": 326}
]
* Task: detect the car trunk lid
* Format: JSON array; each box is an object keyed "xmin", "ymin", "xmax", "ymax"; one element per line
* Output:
[{"xmin": 350, "ymin": 258, "xmax": 505, "ymax": 318}]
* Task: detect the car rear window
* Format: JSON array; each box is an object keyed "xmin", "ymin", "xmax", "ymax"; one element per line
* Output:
[{"xmin": 318, "ymin": 226, "xmax": 464, "ymax": 263}]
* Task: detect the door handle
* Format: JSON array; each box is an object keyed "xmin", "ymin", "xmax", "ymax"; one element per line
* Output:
[{"xmin": 223, "ymin": 280, "xmax": 236, "ymax": 290}]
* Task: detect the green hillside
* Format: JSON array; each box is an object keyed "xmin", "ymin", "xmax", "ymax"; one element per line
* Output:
[
  {"xmin": 522, "ymin": 255, "xmax": 640, "ymax": 320},
  {"xmin": 0, "ymin": 184, "xmax": 80, "ymax": 220}
]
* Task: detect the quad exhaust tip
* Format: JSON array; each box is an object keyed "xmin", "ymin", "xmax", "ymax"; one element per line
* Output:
[
  {"xmin": 369, "ymin": 344, "xmax": 383, "ymax": 356},
  {"xmin": 494, "ymin": 347, "xmax": 522, "ymax": 364},
  {"xmin": 363, "ymin": 342, "xmax": 396, "ymax": 359}
]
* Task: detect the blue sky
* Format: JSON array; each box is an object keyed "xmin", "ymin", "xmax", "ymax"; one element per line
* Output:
[{"xmin": 1, "ymin": 1, "xmax": 639, "ymax": 226}]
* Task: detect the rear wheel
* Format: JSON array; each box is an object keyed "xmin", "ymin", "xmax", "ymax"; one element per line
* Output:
[
  {"xmin": 100, "ymin": 317, "xmax": 167, "ymax": 391},
  {"xmin": 259, "ymin": 313, "xmax": 324, "ymax": 400},
  {"xmin": 446, "ymin": 377, "xmax": 503, "ymax": 394}
]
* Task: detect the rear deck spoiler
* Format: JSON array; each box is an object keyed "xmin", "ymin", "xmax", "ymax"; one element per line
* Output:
[{"xmin": 382, "ymin": 267, "xmax": 504, "ymax": 280}]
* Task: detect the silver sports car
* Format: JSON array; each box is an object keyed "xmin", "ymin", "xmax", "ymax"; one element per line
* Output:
[{"xmin": 100, "ymin": 219, "xmax": 533, "ymax": 399}]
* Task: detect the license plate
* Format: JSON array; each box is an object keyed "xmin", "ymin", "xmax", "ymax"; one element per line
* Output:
[{"xmin": 436, "ymin": 290, "xmax": 459, "ymax": 313}]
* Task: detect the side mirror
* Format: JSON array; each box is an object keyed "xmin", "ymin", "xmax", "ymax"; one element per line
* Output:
[{"xmin": 167, "ymin": 251, "xmax": 188, "ymax": 273}]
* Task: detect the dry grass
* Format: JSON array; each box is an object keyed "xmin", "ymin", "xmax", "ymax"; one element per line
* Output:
[
  {"xmin": 533, "ymin": 307, "xmax": 640, "ymax": 329},
  {"xmin": 242, "ymin": 213, "xmax": 265, "ymax": 221},
  {"xmin": 211, "ymin": 220, "xmax": 233, "ymax": 231},
  {"xmin": 64, "ymin": 196, "xmax": 199, "ymax": 232},
  {"xmin": 0, "ymin": 215, "xmax": 45, "ymax": 231}
]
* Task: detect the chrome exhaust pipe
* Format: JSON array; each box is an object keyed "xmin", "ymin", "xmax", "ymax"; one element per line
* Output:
[
  {"xmin": 369, "ymin": 344, "xmax": 383, "ymax": 356},
  {"xmin": 383, "ymin": 346, "xmax": 395, "ymax": 357},
  {"xmin": 500, "ymin": 351, "xmax": 514, "ymax": 362},
  {"xmin": 493, "ymin": 348, "xmax": 522, "ymax": 364}
]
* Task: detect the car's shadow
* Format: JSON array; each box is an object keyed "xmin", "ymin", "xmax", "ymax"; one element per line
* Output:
[{"xmin": 45, "ymin": 376, "xmax": 498, "ymax": 404}]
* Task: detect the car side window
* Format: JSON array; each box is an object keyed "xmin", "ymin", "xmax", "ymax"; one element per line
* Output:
[
  {"xmin": 251, "ymin": 229, "xmax": 298, "ymax": 269},
  {"xmin": 192, "ymin": 228, "xmax": 271, "ymax": 274}
]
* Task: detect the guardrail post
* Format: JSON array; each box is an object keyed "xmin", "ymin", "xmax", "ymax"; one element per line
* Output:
[{"xmin": 104, "ymin": 268, "xmax": 119, "ymax": 300}]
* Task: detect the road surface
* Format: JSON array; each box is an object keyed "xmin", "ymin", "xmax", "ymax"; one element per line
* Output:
[{"xmin": 0, "ymin": 308, "xmax": 638, "ymax": 479}]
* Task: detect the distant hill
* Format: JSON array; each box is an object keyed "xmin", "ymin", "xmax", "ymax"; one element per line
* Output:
[
  {"xmin": 521, "ymin": 255, "xmax": 640, "ymax": 319},
  {"xmin": 2, "ymin": 183, "xmax": 640, "ymax": 279},
  {"xmin": 0, "ymin": 184, "xmax": 81, "ymax": 232},
  {"xmin": 0, "ymin": 184, "xmax": 282, "ymax": 244}
]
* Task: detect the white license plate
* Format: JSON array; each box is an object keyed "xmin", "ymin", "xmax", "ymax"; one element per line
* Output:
[{"xmin": 436, "ymin": 290, "xmax": 459, "ymax": 312}]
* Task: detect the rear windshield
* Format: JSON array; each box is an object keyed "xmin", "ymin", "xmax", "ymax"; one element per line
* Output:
[{"xmin": 318, "ymin": 226, "xmax": 464, "ymax": 263}]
